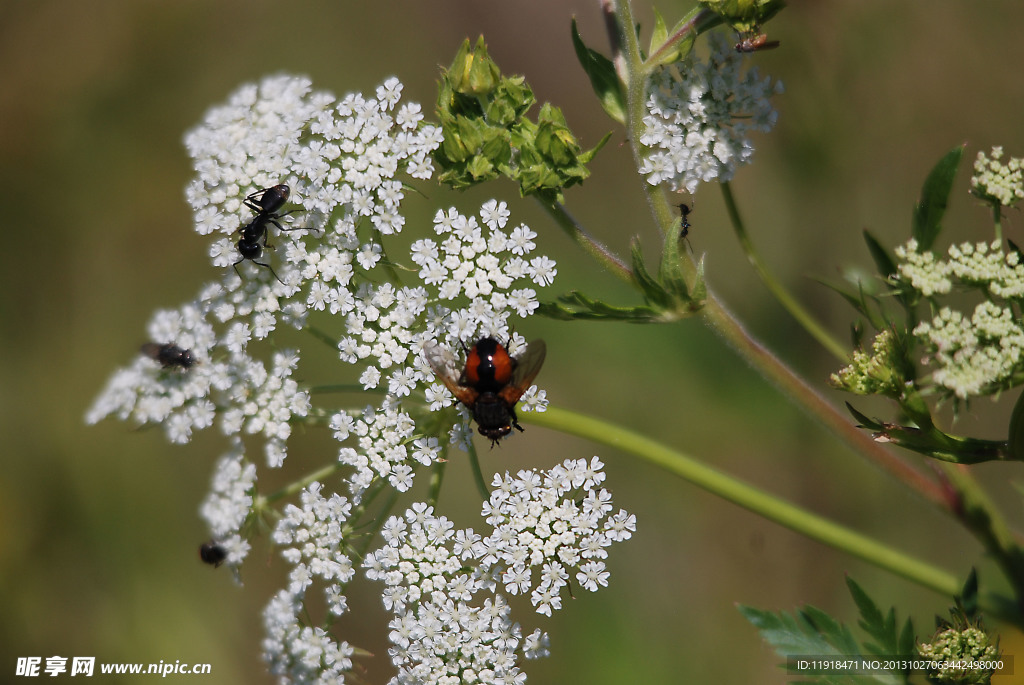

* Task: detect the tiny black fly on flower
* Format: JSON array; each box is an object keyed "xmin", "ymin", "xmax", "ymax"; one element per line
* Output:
[
  {"xmin": 140, "ymin": 342, "xmax": 196, "ymax": 369},
  {"xmin": 199, "ymin": 540, "xmax": 227, "ymax": 568},
  {"xmin": 425, "ymin": 337, "xmax": 546, "ymax": 446}
]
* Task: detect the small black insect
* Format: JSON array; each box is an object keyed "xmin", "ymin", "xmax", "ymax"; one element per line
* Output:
[
  {"xmin": 199, "ymin": 541, "xmax": 228, "ymax": 568},
  {"xmin": 678, "ymin": 203, "xmax": 692, "ymax": 240},
  {"xmin": 234, "ymin": 184, "xmax": 306, "ymax": 284},
  {"xmin": 141, "ymin": 342, "xmax": 195, "ymax": 369}
]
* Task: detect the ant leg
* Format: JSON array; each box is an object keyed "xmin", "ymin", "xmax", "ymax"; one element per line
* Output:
[
  {"xmin": 253, "ymin": 260, "xmax": 285, "ymax": 285},
  {"xmin": 269, "ymin": 214, "xmax": 315, "ymax": 234}
]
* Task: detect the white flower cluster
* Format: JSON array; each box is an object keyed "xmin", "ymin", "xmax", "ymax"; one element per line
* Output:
[
  {"xmin": 480, "ymin": 457, "xmax": 636, "ymax": 616},
  {"xmin": 361, "ymin": 460, "xmax": 633, "ymax": 683},
  {"xmin": 333, "ymin": 200, "xmax": 553, "ymax": 455},
  {"xmin": 87, "ymin": 74, "xmax": 440, "ymax": 464},
  {"xmin": 364, "ymin": 502, "xmax": 544, "ymax": 685},
  {"xmin": 891, "ymin": 239, "xmax": 1024, "ymax": 398},
  {"xmin": 331, "ymin": 399, "xmax": 439, "ymax": 495},
  {"xmin": 85, "ymin": 305, "xmax": 226, "ymax": 443},
  {"xmin": 894, "ymin": 239, "xmax": 953, "ymax": 297},
  {"xmin": 830, "ymin": 329, "xmax": 902, "ymax": 396},
  {"xmin": 971, "ymin": 146, "xmax": 1024, "ymax": 208},
  {"xmin": 198, "ymin": 439, "xmax": 256, "ymax": 567},
  {"xmin": 363, "ymin": 458, "xmax": 633, "ymax": 685},
  {"xmin": 263, "ymin": 589, "xmax": 355, "ymax": 685},
  {"xmin": 896, "ymin": 239, "xmax": 1024, "ymax": 300},
  {"xmin": 263, "ymin": 482, "xmax": 357, "ymax": 683},
  {"xmin": 914, "ymin": 303, "xmax": 1024, "ymax": 399},
  {"xmin": 639, "ymin": 32, "xmax": 783, "ymax": 194},
  {"xmin": 88, "ymin": 72, "xmax": 598, "ymax": 685}
]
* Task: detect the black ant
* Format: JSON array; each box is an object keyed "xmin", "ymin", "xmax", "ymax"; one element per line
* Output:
[
  {"xmin": 234, "ymin": 184, "xmax": 307, "ymax": 284},
  {"xmin": 678, "ymin": 202, "xmax": 692, "ymax": 240}
]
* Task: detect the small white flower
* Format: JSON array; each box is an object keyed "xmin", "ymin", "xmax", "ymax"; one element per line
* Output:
[
  {"xmin": 639, "ymin": 32, "xmax": 782, "ymax": 193},
  {"xmin": 971, "ymin": 146, "xmax": 1024, "ymax": 207}
]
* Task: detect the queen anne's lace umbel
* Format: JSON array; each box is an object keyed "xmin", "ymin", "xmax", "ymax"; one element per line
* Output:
[
  {"xmin": 88, "ymin": 73, "xmax": 633, "ymax": 684},
  {"xmin": 639, "ymin": 33, "xmax": 783, "ymax": 194}
]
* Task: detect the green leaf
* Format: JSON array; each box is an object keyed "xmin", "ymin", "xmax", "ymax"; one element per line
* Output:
[
  {"xmin": 742, "ymin": 578, "xmax": 915, "ymax": 685},
  {"xmin": 578, "ymin": 131, "xmax": 612, "ymax": 165},
  {"xmin": 739, "ymin": 605, "xmax": 876, "ymax": 685},
  {"xmin": 658, "ymin": 214, "xmax": 689, "ymax": 299},
  {"xmin": 862, "ymin": 230, "xmax": 897, "ymax": 280},
  {"xmin": 691, "ymin": 255, "xmax": 707, "ymax": 303},
  {"xmin": 815, "ymin": 277, "xmax": 887, "ymax": 332},
  {"xmin": 631, "ymin": 240, "xmax": 671, "ymax": 307},
  {"xmin": 649, "ymin": 7, "xmax": 669, "ymax": 57},
  {"xmin": 571, "ymin": 19, "xmax": 626, "ymax": 125},
  {"xmin": 536, "ymin": 292, "xmax": 663, "ymax": 322},
  {"xmin": 912, "ymin": 145, "xmax": 964, "ymax": 251},
  {"xmin": 847, "ymin": 577, "xmax": 914, "ymax": 668},
  {"xmin": 845, "ymin": 402, "xmax": 880, "ymax": 429},
  {"xmin": 959, "ymin": 569, "xmax": 979, "ymax": 618}
]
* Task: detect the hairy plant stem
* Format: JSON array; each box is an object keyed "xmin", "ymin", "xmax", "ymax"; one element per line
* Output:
[{"xmin": 525, "ymin": 406, "xmax": 961, "ymax": 599}]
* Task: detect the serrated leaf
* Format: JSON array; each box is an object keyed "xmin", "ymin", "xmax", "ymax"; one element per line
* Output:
[
  {"xmin": 571, "ymin": 19, "xmax": 626, "ymax": 125},
  {"xmin": 536, "ymin": 292, "xmax": 662, "ymax": 322},
  {"xmin": 742, "ymin": 585, "xmax": 913, "ymax": 685},
  {"xmin": 912, "ymin": 145, "xmax": 964, "ymax": 251},
  {"xmin": 847, "ymin": 577, "xmax": 912, "ymax": 662},
  {"xmin": 631, "ymin": 240, "xmax": 671, "ymax": 307},
  {"xmin": 739, "ymin": 605, "xmax": 856, "ymax": 657},
  {"xmin": 863, "ymin": 230, "xmax": 897, "ymax": 280}
]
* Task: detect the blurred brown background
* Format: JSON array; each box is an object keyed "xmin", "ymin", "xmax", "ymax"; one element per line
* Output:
[{"xmin": 3, "ymin": 1, "xmax": 1024, "ymax": 682}]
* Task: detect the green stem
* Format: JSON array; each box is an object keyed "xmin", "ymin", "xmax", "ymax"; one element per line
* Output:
[
  {"xmin": 307, "ymin": 325, "xmax": 339, "ymax": 350},
  {"xmin": 538, "ymin": 200, "xmax": 632, "ymax": 283},
  {"xmin": 993, "ymin": 203, "xmax": 1004, "ymax": 245},
  {"xmin": 699, "ymin": 294, "xmax": 949, "ymax": 508},
  {"xmin": 606, "ymin": 0, "xmax": 947, "ymax": 514},
  {"xmin": 259, "ymin": 462, "xmax": 345, "ymax": 505},
  {"xmin": 526, "ymin": 405, "xmax": 960, "ymax": 597},
  {"xmin": 721, "ymin": 182, "xmax": 848, "ymax": 362},
  {"xmin": 428, "ymin": 458, "xmax": 447, "ymax": 508},
  {"xmin": 467, "ymin": 440, "xmax": 490, "ymax": 500}
]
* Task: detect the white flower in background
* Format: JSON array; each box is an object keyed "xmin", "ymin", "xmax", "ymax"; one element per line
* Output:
[
  {"xmin": 894, "ymin": 239, "xmax": 953, "ymax": 297},
  {"xmin": 914, "ymin": 303, "xmax": 1024, "ymax": 399},
  {"xmin": 639, "ymin": 32, "xmax": 782, "ymax": 193},
  {"xmin": 971, "ymin": 146, "xmax": 1024, "ymax": 207}
]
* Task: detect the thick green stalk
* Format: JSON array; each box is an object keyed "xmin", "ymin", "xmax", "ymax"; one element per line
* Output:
[{"xmin": 526, "ymin": 405, "xmax": 960, "ymax": 596}]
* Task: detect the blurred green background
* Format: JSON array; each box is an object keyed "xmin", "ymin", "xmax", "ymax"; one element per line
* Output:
[{"xmin": 3, "ymin": 1, "xmax": 1024, "ymax": 682}]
